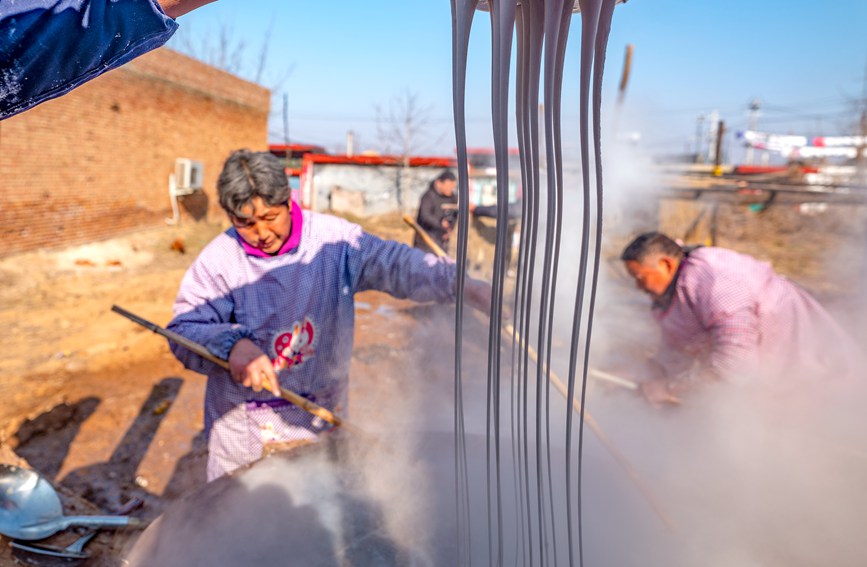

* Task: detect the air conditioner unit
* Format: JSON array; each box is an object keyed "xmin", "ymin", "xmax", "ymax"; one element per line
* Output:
[
  {"xmin": 175, "ymin": 158, "xmax": 204, "ymax": 191},
  {"xmin": 167, "ymin": 158, "xmax": 204, "ymax": 224}
]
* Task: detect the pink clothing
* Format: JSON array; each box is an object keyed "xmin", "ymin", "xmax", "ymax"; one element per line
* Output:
[
  {"xmin": 236, "ymin": 201, "xmax": 304, "ymax": 258},
  {"xmin": 652, "ymin": 247, "xmax": 861, "ymax": 381}
]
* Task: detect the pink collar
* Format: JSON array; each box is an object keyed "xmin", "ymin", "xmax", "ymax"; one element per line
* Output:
[{"xmin": 237, "ymin": 201, "xmax": 303, "ymax": 258}]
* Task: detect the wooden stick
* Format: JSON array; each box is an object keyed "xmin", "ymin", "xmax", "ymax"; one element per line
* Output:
[
  {"xmin": 589, "ymin": 367, "xmax": 681, "ymax": 405},
  {"xmin": 502, "ymin": 322, "xmax": 677, "ymax": 532},
  {"xmin": 402, "ymin": 214, "xmax": 448, "ymax": 258},
  {"xmin": 110, "ymin": 305, "xmax": 350, "ymax": 430},
  {"xmin": 589, "ymin": 368, "xmax": 638, "ymax": 391}
]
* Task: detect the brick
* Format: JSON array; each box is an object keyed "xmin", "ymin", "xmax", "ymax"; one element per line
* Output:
[{"xmin": 0, "ymin": 48, "xmax": 270, "ymax": 256}]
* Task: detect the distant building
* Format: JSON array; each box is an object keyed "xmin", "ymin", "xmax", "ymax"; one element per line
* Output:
[
  {"xmin": 295, "ymin": 153, "xmax": 456, "ymax": 217},
  {"xmin": 465, "ymin": 147, "xmax": 522, "ymax": 206},
  {"xmin": 0, "ymin": 48, "xmax": 270, "ymax": 256},
  {"xmin": 269, "ymin": 143, "xmax": 328, "ymax": 175}
]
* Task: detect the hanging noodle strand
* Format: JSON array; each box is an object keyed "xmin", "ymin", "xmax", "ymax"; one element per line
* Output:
[{"xmin": 450, "ymin": 2, "xmax": 621, "ymax": 564}]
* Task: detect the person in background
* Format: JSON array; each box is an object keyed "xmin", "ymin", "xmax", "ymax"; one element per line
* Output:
[
  {"xmin": 0, "ymin": 0, "xmax": 215, "ymax": 120},
  {"xmin": 471, "ymin": 199, "xmax": 523, "ymax": 275},
  {"xmin": 168, "ymin": 150, "xmax": 491, "ymax": 480},
  {"xmin": 470, "ymin": 200, "xmax": 522, "ymax": 222},
  {"xmin": 414, "ymin": 170, "xmax": 459, "ymax": 255},
  {"xmin": 621, "ymin": 232, "xmax": 862, "ymax": 406}
]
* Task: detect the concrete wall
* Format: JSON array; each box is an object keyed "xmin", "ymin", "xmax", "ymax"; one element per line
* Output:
[
  {"xmin": 304, "ymin": 164, "xmax": 450, "ymax": 216},
  {"xmin": 0, "ymin": 48, "xmax": 270, "ymax": 256}
]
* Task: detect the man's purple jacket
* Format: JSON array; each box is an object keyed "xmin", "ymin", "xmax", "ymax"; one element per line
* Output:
[{"xmin": 651, "ymin": 246, "xmax": 861, "ymax": 382}]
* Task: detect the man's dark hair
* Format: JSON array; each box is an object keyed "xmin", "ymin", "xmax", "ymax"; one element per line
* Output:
[
  {"xmin": 435, "ymin": 170, "xmax": 456, "ymax": 183},
  {"xmin": 217, "ymin": 149, "xmax": 290, "ymax": 218},
  {"xmin": 620, "ymin": 232, "xmax": 684, "ymax": 263}
]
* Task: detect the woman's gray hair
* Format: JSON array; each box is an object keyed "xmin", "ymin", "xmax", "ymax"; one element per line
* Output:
[{"xmin": 217, "ymin": 149, "xmax": 290, "ymax": 218}]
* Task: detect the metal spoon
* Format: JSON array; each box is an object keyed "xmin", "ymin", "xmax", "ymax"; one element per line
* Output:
[{"xmin": 10, "ymin": 497, "xmax": 145, "ymax": 561}]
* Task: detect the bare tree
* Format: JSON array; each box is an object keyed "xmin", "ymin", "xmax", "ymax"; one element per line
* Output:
[
  {"xmin": 173, "ymin": 20, "xmax": 245, "ymax": 76},
  {"xmin": 375, "ymin": 90, "xmax": 443, "ymax": 162},
  {"xmin": 374, "ymin": 90, "xmax": 446, "ymax": 208},
  {"xmin": 170, "ymin": 20, "xmax": 292, "ymax": 91},
  {"xmin": 170, "ymin": 19, "xmax": 296, "ymax": 148}
]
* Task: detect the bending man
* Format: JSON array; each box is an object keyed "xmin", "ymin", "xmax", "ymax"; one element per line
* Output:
[{"xmin": 621, "ymin": 232, "xmax": 862, "ymax": 404}]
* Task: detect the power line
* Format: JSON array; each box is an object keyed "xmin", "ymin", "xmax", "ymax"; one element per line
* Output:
[{"xmin": 272, "ymin": 114, "xmax": 491, "ymax": 124}]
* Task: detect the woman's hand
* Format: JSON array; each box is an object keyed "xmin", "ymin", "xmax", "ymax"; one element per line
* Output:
[
  {"xmin": 464, "ymin": 277, "xmax": 493, "ymax": 316},
  {"xmin": 228, "ymin": 338, "xmax": 280, "ymax": 394},
  {"xmin": 639, "ymin": 378, "xmax": 684, "ymax": 407},
  {"xmin": 157, "ymin": 0, "xmax": 217, "ymax": 19},
  {"xmin": 640, "ymin": 379, "xmax": 673, "ymax": 406}
]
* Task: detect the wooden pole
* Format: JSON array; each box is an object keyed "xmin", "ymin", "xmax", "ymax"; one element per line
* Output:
[
  {"xmin": 110, "ymin": 305, "xmax": 350, "ymax": 430},
  {"xmin": 402, "ymin": 214, "xmax": 447, "ymax": 258},
  {"xmin": 502, "ymin": 323, "xmax": 677, "ymax": 532},
  {"xmin": 589, "ymin": 367, "xmax": 638, "ymax": 391},
  {"xmin": 617, "ymin": 44, "xmax": 633, "ymax": 106}
]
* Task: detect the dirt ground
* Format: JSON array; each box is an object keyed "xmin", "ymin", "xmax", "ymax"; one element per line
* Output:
[
  {"xmin": 0, "ymin": 213, "xmax": 488, "ymax": 566},
  {"xmin": 0, "ymin": 200, "xmax": 864, "ymax": 565}
]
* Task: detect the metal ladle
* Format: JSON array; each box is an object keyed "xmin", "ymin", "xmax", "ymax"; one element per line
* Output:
[
  {"xmin": 11, "ymin": 530, "xmax": 98, "ymax": 560},
  {"xmin": 0, "ymin": 464, "xmax": 146, "ymax": 541}
]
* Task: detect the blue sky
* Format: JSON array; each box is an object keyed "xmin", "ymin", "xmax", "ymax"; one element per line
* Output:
[{"xmin": 168, "ymin": 0, "xmax": 867, "ymax": 162}]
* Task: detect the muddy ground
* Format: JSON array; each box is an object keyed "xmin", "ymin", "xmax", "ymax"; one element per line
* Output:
[{"xmin": 0, "ymin": 201, "xmax": 864, "ymax": 565}]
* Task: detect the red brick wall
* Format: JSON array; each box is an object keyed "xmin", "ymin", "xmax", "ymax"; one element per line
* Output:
[{"xmin": 0, "ymin": 48, "xmax": 270, "ymax": 256}]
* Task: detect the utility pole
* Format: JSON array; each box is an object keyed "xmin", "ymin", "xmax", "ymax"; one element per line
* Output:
[
  {"xmin": 346, "ymin": 130, "xmax": 355, "ymax": 157},
  {"xmin": 745, "ymin": 98, "xmax": 761, "ymax": 165},
  {"xmin": 856, "ymin": 109, "xmax": 867, "ymax": 186},
  {"xmin": 282, "ymin": 93, "xmax": 291, "ymax": 172},
  {"xmin": 617, "ymin": 44, "xmax": 634, "ymax": 107},
  {"xmin": 857, "ymin": 58, "xmax": 867, "ymax": 185},
  {"xmin": 695, "ymin": 114, "xmax": 706, "ymax": 163},
  {"xmin": 706, "ymin": 110, "xmax": 719, "ymax": 164},
  {"xmin": 713, "ymin": 120, "xmax": 726, "ymax": 176}
]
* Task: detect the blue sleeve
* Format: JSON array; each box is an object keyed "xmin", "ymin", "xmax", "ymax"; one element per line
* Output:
[
  {"xmin": 167, "ymin": 253, "xmax": 255, "ymax": 377},
  {"xmin": 1, "ymin": 0, "xmax": 178, "ymax": 120},
  {"xmin": 344, "ymin": 224, "xmax": 457, "ymax": 303}
]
